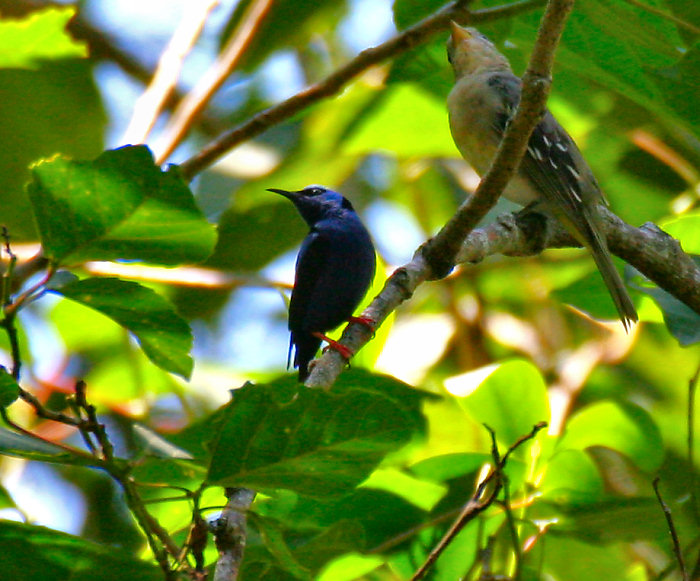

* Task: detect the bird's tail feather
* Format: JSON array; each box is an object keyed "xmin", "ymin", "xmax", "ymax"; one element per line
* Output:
[{"xmin": 587, "ymin": 235, "xmax": 637, "ymax": 331}]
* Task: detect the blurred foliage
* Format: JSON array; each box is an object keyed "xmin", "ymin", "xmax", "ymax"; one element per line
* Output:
[{"xmin": 0, "ymin": 1, "xmax": 700, "ymax": 580}]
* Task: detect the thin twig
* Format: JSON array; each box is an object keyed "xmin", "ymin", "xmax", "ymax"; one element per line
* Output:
[
  {"xmin": 652, "ymin": 477, "xmax": 689, "ymax": 581},
  {"xmin": 500, "ymin": 479, "xmax": 522, "ymax": 580},
  {"xmin": 689, "ymin": 361, "xmax": 700, "ymax": 526},
  {"xmin": 177, "ymin": 0, "xmax": 543, "ymax": 179},
  {"xmin": 156, "ymin": 0, "xmax": 275, "ymax": 164},
  {"xmin": 411, "ymin": 422, "xmax": 546, "ymax": 581},
  {"xmin": 123, "ymin": 0, "xmax": 220, "ymax": 144}
]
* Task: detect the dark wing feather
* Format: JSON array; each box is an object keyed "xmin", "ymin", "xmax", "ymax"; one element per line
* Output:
[
  {"xmin": 487, "ymin": 73, "xmax": 602, "ymax": 241},
  {"xmin": 289, "ymin": 230, "xmax": 329, "ymax": 335},
  {"xmin": 487, "ymin": 73, "xmax": 636, "ymax": 327}
]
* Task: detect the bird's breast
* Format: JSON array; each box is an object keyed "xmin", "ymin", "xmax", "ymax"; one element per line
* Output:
[{"xmin": 448, "ymin": 76, "xmax": 539, "ymax": 206}]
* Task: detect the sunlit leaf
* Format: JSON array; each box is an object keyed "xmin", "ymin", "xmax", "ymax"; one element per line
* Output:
[
  {"xmin": 446, "ymin": 360, "xmax": 550, "ymax": 450},
  {"xmin": 0, "ymin": 7, "xmax": 86, "ymax": 70},
  {"xmin": 661, "ymin": 213, "xmax": 700, "ymax": 254},
  {"xmin": 27, "ymin": 145, "xmax": 217, "ymax": 265},
  {"xmin": 559, "ymin": 401, "xmax": 663, "ymax": 472},
  {"xmin": 54, "ymin": 277, "xmax": 193, "ymax": 379},
  {"xmin": 341, "ymin": 84, "xmax": 457, "ymax": 157}
]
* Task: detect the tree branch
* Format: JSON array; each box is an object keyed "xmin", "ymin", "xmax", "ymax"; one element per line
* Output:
[
  {"xmin": 305, "ymin": 0, "xmax": 576, "ymax": 389},
  {"xmin": 177, "ymin": 0, "xmax": 544, "ymax": 180},
  {"xmin": 122, "ymin": 0, "xmax": 220, "ymax": 145},
  {"xmin": 213, "ymin": 487, "xmax": 256, "ymax": 581},
  {"xmin": 156, "ymin": 0, "xmax": 275, "ymax": 164}
]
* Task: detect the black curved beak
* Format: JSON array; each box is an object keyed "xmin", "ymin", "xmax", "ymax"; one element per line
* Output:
[{"xmin": 267, "ymin": 187, "xmax": 296, "ymax": 200}]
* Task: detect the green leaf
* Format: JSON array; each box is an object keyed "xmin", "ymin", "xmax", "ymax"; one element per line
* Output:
[
  {"xmin": 0, "ymin": 520, "xmax": 161, "ymax": 581},
  {"xmin": 446, "ymin": 360, "xmax": 550, "ymax": 450},
  {"xmin": 661, "ymin": 213, "xmax": 700, "ymax": 254},
  {"xmin": 540, "ymin": 448, "xmax": 605, "ymax": 504},
  {"xmin": 533, "ymin": 496, "xmax": 662, "ymax": 543},
  {"xmin": 0, "ymin": 60, "xmax": 105, "ymax": 241},
  {"xmin": 0, "ymin": 428, "xmax": 95, "ymax": 466},
  {"xmin": 0, "ymin": 368, "xmax": 19, "ymax": 407},
  {"xmin": 559, "ymin": 401, "xmax": 663, "ymax": 472},
  {"xmin": 637, "ymin": 274, "xmax": 700, "ymax": 346},
  {"xmin": 0, "ymin": 482, "xmax": 15, "ymax": 510},
  {"xmin": 341, "ymin": 84, "xmax": 457, "ymax": 157},
  {"xmin": 54, "ymin": 277, "xmax": 193, "ymax": 379},
  {"xmin": 0, "ymin": 7, "xmax": 87, "ymax": 70},
  {"xmin": 27, "ymin": 145, "xmax": 217, "ymax": 265},
  {"xmin": 207, "ymin": 371, "xmax": 429, "ymax": 496},
  {"xmin": 255, "ymin": 516, "xmax": 313, "ymax": 580}
]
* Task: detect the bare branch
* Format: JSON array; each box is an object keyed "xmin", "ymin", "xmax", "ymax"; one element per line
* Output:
[
  {"xmin": 123, "ymin": 0, "xmax": 220, "ymax": 145},
  {"xmin": 213, "ymin": 487, "xmax": 256, "ymax": 581},
  {"xmin": 156, "ymin": 0, "xmax": 275, "ymax": 164}
]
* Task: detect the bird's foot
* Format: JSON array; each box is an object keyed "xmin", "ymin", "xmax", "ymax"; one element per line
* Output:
[
  {"xmin": 348, "ymin": 315, "xmax": 376, "ymax": 337},
  {"xmin": 312, "ymin": 332, "xmax": 355, "ymax": 360}
]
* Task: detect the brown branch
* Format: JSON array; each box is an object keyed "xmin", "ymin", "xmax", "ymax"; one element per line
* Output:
[
  {"xmin": 122, "ymin": 0, "xmax": 220, "ymax": 145},
  {"xmin": 213, "ymin": 487, "xmax": 256, "ymax": 581},
  {"xmin": 155, "ymin": 0, "xmax": 275, "ymax": 164},
  {"xmin": 603, "ymin": 210, "xmax": 700, "ymax": 314},
  {"xmin": 305, "ymin": 0, "xmax": 575, "ymax": 389},
  {"xmin": 177, "ymin": 0, "xmax": 544, "ymax": 180}
]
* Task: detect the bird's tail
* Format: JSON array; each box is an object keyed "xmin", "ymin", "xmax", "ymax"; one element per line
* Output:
[
  {"xmin": 586, "ymin": 229, "xmax": 637, "ymax": 331},
  {"xmin": 292, "ymin": 333, "xmax": 323, "ymax": 382}
]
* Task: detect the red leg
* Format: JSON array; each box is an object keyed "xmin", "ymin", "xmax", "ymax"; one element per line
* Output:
[
  {"xmin": 348, "ymin": 315, "xmax": 376, "ymax": 335},
  {"xmin": 312, "ymin": 332, "xmax": 354, "ymax": 360}
]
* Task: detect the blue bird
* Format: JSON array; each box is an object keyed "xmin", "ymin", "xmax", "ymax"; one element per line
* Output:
[{"xmin": 268, "ymin": 186, "xmax": 376, "ymax": 382}]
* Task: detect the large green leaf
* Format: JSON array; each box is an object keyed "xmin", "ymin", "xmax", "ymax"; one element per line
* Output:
[
  {"xmin": 53, "ymin": 277, "xmax": 193, "ymax": 379},
  {"xmin": 0, "ymin": 7, "xmax": 86, "ymax": 69},
  {"xmin": 207, "ymin": 371, "xmax": 429, "ymax": 496},
  {"xmin": 559, "ymin": 401, "xmax": 663, "ymax": 472},
  {"xmin": 446, "ymin": 359, "xmax": 550, "ymax": 450},
  {"xmin": 341, "ymin": 84, "xmax": 456, "ymax": 157},
  {"xmin": 0, "ymin": 520, "xmax": 161, "ymax": 581},
  {"xmin": 27, "ymin": 145, "xmax": 217, "ymax": 265}
]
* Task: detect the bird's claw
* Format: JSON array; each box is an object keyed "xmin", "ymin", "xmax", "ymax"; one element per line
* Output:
[
  {"xmin": 313, "ymin": 332, "xmax": 355, "ymax": 360},
  {"xmin": 348, "ymin": 315, "xmax": 376, "ymax": 337}
]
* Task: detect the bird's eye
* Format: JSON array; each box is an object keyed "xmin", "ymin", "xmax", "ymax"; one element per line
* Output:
[{"xmin": 303, "ymin": 187, "xmax": 324, "ymax": 196}]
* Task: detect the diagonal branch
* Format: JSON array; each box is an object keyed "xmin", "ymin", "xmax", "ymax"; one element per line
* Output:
[
  {"xmin": 122, "ymin": 0, "xmax": 220, "ymax": 145},
  {"xmin": 305, "ymin": 0, "xmax": 576, "ymax": 389},
  {"xmin": 156, "ymin": 0, "xmax": 275, "ymax": 164},
  {"xmin": 177, "ymin": 0, "xmax": 544, "ymax": 180}
]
